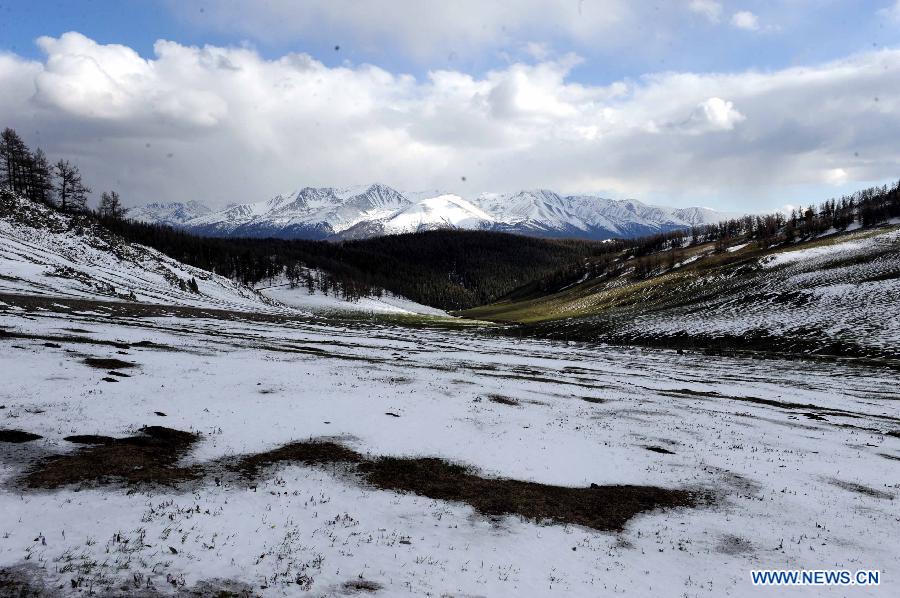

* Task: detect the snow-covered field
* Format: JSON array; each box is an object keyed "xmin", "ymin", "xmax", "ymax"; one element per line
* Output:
[
  {"xmin": 1, "ymin": 298, "xmax": 897, "ymax": 596},
  {"xmin": 257, "ymin": 279, "xmax": 447, "ymax": 317}
]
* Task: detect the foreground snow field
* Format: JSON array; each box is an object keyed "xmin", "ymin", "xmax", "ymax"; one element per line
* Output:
[{"xmin": 0, "ymin": 297, "xmax": 897, "ymax": 596}]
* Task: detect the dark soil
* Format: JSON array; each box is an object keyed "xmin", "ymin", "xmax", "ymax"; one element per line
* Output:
[
  {"xmin": 644, "ymin": 445, "xmax": 675, "ymax": 455},
  {"xmin": 0, "ymin": 430, "xmax": 43, "ymax": 443},
  {"xmin": 580, "ymin": 396, "xmax": 606, "ymax": 404},
  {"xmin": 83, "ymin": 357, "xmax": 137, "ymax": 370},
  {"xmin": 23, "ymin": 426, "xmax": 200, "ymax": 489},
  {"xmin": 63, "ymin": 435, "xmax": 116, "ymax": 444}
]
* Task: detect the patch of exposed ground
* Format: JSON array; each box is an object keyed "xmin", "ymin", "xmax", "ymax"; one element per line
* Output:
[
  {"xmin": 233, "ymin": 440, "xmax": 705, "ymax": 532},
  {"xmin": 717, "ymin": 534, "xmax": 754, "ymax": 555},
  {"xmin": 18, "ymin": 431, "xmax": 704, "ymax": 532},
  {"xmin": 341, "ymin": 579, "xmax": 383, "ymax": 594},
  {"xmin": 357, "ymin": 455, "xmax": 700, "ymax": 531},
  {"xmin": 23, "ymin": 426, "xmax": 200, "ymax": 489},
  {"xmin": 644, "ymin": 445, "xmax": 675, "ymax": 455},
  {"xmin": 487, "ymin": 394, "xmax": 520, "ymax": 406},
  {"xmin": 82, "ymin": 357, "xmax": 137, "ymax": 370},
  {"xmin": 826, "ymin": 478, "xmax": 894, "ymax": 500},
  {"xmin": 0, "ymin": 430, "xmax": 43, "ymax": 443}
]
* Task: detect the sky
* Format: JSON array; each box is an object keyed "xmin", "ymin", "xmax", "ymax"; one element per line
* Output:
[{"xmin": 1, "ymin": 0, "xmax": 900, "ymax": 212}]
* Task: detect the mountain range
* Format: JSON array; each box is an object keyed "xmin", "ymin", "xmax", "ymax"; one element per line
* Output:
[{"xmin": 126, "ymin": 184, "xmax": 733, "ymax": 240}]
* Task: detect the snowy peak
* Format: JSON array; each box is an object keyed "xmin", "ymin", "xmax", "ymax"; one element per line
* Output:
[
  {"xmin": 382, "ymin": 194, "xmax": 492, "ymax": 234},
  {"xmin": 132, "ymin": 185, "xmax": 736, "ymax": 240},
  {"xmin": 126, "ymin": 200, "xmax": 212, "ymax": 227}
]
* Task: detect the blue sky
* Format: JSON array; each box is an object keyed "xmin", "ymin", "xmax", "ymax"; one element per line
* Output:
[
  {"xmin": 3, "ymin": 1, "xmax": 895, "ymax": 83},
  {"xmin": 1, "ymin": 1, "xmax": 899, "ymax": 211}
]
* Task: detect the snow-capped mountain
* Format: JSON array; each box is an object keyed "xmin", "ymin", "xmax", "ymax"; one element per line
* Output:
[
  {"xmin": 182, "ymin": 184, "xmax": 410, "ymax": 240},
  {"xmin": 132, "ymin": 184, "xmax": 735, "ymax": 240},
  {"xmin": 126, "ymin": 201, "xmax": 212, "ymax": 227}
]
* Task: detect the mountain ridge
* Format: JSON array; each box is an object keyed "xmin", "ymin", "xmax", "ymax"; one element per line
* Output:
[{"xmin": 128, "ymin": 184, "xmax": 736, "ymax": 241}]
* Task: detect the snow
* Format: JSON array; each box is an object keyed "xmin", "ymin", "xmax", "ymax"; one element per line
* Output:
[
  {"xmin": 3, "ymin": 193, "xmax": 897, "ymax": 596},
  {"xmin": 618, "ymin": 225, "xmax": 900, "ymax": 355},
  {"xmin": 258, "ymin": 281, "xmax": 447, "ymax": 316},
  {"xmin": 762, "ymin": 228, "xmax": 898, "ymax": 268},
  {"xmin": 141, "ymin": 184, "xmax": 734, "ymax": 240},
  {"xmin": 381, "ymin": 194, "xmax": 492, "ymax": 233},
  {"xmin": 0, "ymin": 302, "xmax": 897, "ymax": 596},
  {"xmin": 0, "ymin": 203, "xmax": 279, "ymax": 312}
]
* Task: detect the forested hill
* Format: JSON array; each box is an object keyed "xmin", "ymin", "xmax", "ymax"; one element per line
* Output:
[{"xmin": 96, "ymin": 215, "xmax": 615, "ymax": 310}]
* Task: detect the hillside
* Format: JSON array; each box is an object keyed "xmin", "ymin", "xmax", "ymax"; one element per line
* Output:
[
  {"xmin": 0, "ymin": 190, "xmax": 277, "ymax": 312},
  {"xmin": 462, "ymin": 222, "xmax": 900, "ymax": 360},
  {"xmin": 97, "ymin": 215, "xmax": 616, "ymax": 311}
]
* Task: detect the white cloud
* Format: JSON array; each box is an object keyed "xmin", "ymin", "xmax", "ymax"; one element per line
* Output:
[
  {"xmin": 878, "ymin": 1, "xmax": 900, "ymax": 22},
  {"xmin": 685, "ymin": 97, "xmax": 746, "ymax": 132},
  {"xmin": 1, "ymin": 33, "xmax": 899, "ymax": 211},
  {"xmin": 731, "ymin": 11, "xmax": 760, "ymax": 31},
  {"xmin": 824, "ymin": 168, "xmax": 848, "ymax": 186},
  {"xmin": 689, "ymin": 0, "xmax": 723, "ymax": 23}
]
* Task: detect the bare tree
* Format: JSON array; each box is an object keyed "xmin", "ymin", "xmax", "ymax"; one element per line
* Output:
[
  {"xmin": 29, "ymin": 148, "xmax": 53, "ymax": 205},
  {"xmin": 99, "ymin": 190, "xmax": 125, "ymax": 218},
  {"xmin": 0, "ymin": 128, "xmax": 31, "ymax": 194},
  {"xmin": 55, "ymin": 160, "xmax": 90, "ymax": 211}
]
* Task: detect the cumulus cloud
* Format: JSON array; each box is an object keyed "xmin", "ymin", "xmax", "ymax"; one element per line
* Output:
[
  {"xmin": 684, "ymin": 97, "xmax": 746, "ymax": 132},
  {"xmin": 731, "ymin": 11, "xmax": 760, "ymax": 31},
  {"xmin": 689, "ymin": 0, "xmax": 723, "ymax": 23},
  {"xmin": 1, "ymin": 32, "xmax": 898, "ymax": 210}
]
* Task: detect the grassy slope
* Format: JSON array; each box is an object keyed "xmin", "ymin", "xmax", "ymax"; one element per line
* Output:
[{"xmin": 460, "ymin": 224, "xmax": 900, "ymax": 360}]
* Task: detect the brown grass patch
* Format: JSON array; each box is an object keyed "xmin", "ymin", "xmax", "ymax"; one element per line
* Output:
[
  {"xmin": 487, "ymin": 394, "xmax": 520, "ymax": 406},
  {"xmin": 230, "ymin": 439, "xmax": 701, "ymax": 532},
  {"xmin": 357, "ymin": 455, "xmax": 698, "ymax": 532},
  {"xmin": 235, "ymin": 440, "xmax": 363, "ymax": 477},
  {"xmin": 23, "ymin": 426, "xmax": 200, "ymax": 489},
  {"xmin": 0, "ymin": 430, "xmax": 42, "ymax": 443},
  {"xmin": 827, "ymin": 478, "xmax": 894, "ymax": 500},
  {"xmin": 342, "ymin": 579, "xmax": 383, "ymax": 593}
]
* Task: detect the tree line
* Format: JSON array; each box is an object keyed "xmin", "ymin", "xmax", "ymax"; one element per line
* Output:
[{"xmin": 0, "ymin": 127, "xmax": 124, "ymax": 217}]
